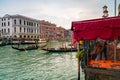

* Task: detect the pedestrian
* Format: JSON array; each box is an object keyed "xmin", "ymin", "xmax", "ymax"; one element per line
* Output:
[{"xmin": 100, "ymin": 41, "xmax": 107, "ymax": 60}]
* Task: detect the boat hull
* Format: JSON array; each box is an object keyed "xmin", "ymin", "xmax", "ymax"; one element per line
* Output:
[{"xmin": 85, "ymin": 67, "xmax": 120, "ymax": 80}]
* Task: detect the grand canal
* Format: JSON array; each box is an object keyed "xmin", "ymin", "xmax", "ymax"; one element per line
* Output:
[{"xmin": 0, "ymin": 43, "xmax": 84, "ymax": 80}]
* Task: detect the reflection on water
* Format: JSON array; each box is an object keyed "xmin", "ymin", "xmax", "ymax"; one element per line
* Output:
[{"xmin": 0, "ymin": 44, "xmax": 84, "ymax": 80}]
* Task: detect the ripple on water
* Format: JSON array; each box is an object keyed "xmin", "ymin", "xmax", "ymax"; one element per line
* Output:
[{"xmin": 0, "ymin": 45, "xmax": 84, "ymax": 80}]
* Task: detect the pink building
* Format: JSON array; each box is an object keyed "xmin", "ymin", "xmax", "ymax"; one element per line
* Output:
[
  {"xmin": 40, "ymin": 20, "xmax": 57, "ymax": 40},
  {"xmin": 39, "ymin": 20, "xmax": 66, "ymax": 41},
  {"xmin": 56, "ymin": 27, "xmax": 65, "ymax": 41}
]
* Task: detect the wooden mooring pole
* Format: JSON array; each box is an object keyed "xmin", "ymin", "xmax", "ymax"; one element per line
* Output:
[
  {"xmin": 77, "ymin": 42, "xmax": 80, "ymax": 80},
  {"xmin": 78, "ymin": 58, "xmax": 80, "ymax": 80}
]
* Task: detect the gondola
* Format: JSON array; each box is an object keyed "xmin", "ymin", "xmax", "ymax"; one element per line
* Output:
[
  {"xmin": 12, "ymin": 45, "xmax": 39, "ymax": 51},
  {"xmin": 12, "ymin": 43, "xmax": 47, "ymax": 51},
  {"xmin": 0, "ymin": 43, "xmax": 6, "ymax": 46},
  {"xmin": 42, "ymin": 47, "xmax": 77, "ymax": 52}
]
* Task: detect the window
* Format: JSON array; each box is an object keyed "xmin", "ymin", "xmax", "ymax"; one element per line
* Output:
[
  {"xmin": 24, "ymin": 28, "xmax": 25, "ymax": 33},
  {"xmin": 8, "ymin": 22, "xmax": 10, "ymax": 26},
  {"xmin": 27, "ymin": 21, "xmax": 29, "ymax": 26},
  {"xmin": 14, "ymin": 19, "xmax": 16, "ymax": 25},
  {"xmin": 46, "ymin": 32, "xmax": 48, "ymax": 34},
  {"xmin": 27, "ymin": 28, "xmax": 29, "ymax": 32},
  {"xmin": 8, "ymin": 28, "xmax": 10, "ymax": 33},
  {"xmin": 4, "ymin": 22, "xmax": 6, "ymax": 26},
  {"xmin": 31, "ymin": 22, "xmax": 32, "ymax": 26},
  {"xmin": 4, "ymin": 29, "xmax": 6, "ymax": 33},
  {"xmin": 24, "ymin": 20, "xmax": 26, "ymax": 25},
  {"xmin": 2, "ymin": 23, "xmax": 3, "ymax": 27},
  {"xmin": 14, "ymin": 35, "xmax": 17, "ymax": 38},
  {"xmin": 20, "ymin": 35, "xmax": 22, "ymax": 38},
  {"xmin": 34, "ymin": 29, "xmax": 36, "ymax": 33},
  {"xmin": 29, "ymin": 28, "xmax": 30, "ymax": 33},
  {"xmin": 37, "ymin": 36, "xmax": 39, "ymax": 38},
  {"xmin": 14, "ymin": 27, "xmax": 16, "ymax": 33},
  {"xmin": 31, "ymin": 29, "xmax": 33, "ymax": 33},
  {"xmin": 24, "ymin": 35, "xmax": 26, "ymax": 38},
  {"xmin": 4, "ymin": 18, "xmax": 6, "ymax": 21},
  {"xmin": 29, "ymin": 22, "xmax": 30, "ymax": 26},
  {"xmin": 20, "ymin": 27, "xmax": 22, "ymax": 32},
  {"xmin": 2, "ymin": 29, "xmax": 3, "ymax": 34},
  {"xmin": 19, "ymin": 19, "xmax": 22, "ymax": 25}
]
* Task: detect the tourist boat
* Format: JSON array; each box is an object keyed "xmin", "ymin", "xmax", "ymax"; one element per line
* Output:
[
  {"xmin": 42, "ymin": 47, "xmax": 77, "ymax": 52},
  {"xmin": 72, "ymin": 16, "xmax": 120, "ymax": 80}
]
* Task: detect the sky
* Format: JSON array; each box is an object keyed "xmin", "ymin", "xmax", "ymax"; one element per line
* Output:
[{"xmin": 0, "ymin": 0, "xmax": 120, "ymax": 29}]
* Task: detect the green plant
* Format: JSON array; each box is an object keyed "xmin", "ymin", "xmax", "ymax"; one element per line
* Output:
[{"xmin": 76, "ymin": 49, "xmax": 84, "ymax": 60}]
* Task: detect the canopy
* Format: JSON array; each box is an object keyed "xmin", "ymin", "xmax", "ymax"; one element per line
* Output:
[{"xmin": 71, "ymin": 16, "xmax": 120, "ymax": 42}]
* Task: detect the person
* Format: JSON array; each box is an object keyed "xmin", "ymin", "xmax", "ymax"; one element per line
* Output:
[
  {"xmin": 100, "ymin": 41, "xmax": 107, "ymax": 60},
  {"xmin": 90, "ymin": 42, "xmax": 102, "ymax": 60}
]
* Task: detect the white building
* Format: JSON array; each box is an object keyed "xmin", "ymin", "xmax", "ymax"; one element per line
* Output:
[{"xmin": 0, "ymin": 14, "xmax": 41, "ymax": 40}]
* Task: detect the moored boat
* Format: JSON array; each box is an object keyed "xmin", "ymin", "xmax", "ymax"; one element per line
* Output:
[
  {"xmin": 12, "ymin": 45, "xmax": 39, "ymax": 51},
  {"xmin": 42, "ymin": 47, "xmax": 77, "ymax": 52}
]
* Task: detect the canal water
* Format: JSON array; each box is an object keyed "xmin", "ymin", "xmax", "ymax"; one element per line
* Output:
[{"xmin": 0, "ymin": 44, "xmax": 84, "ymax": 80}]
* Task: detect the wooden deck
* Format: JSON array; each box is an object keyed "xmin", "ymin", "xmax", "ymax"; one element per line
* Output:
[{"xmin": 85, "ymin": 67, "xmax": 120, "ymax": 80}]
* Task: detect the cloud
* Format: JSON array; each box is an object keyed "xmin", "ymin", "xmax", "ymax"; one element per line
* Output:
[{"xmin": 0, "ymin": 0, "xmax": 120, "ymax": 29}]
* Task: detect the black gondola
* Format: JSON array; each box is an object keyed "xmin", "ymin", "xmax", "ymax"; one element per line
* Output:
[
  {"xmin": 12, "ymin": 42, "xmax": 47, "ymax": 51},
  {"xmin": 42, "ymin": 48, "xmax": 77, "ymax": 52},
  {"xmin": 12, "ymin": 45, "xmax": 39, "ymax": 51}
]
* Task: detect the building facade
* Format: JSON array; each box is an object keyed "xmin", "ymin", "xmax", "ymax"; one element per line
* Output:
[
  {"xmin": 56, "ymin": 27, "xmax": 65, "ymax": 41},
  {"xmin": 40, "ymin": 20, "xmax": 66, "ymax": 41},
  {"xmin": 0, "ymin": 14, "xmax": 41, "ymax": 40},
  {"xmin": 0, "ymin": 14, "xmax": 71, "ymax": 42},
  {"xmin": 40, "ymin": 20, "xmax": 57, "ymax": 40},
  {"xmin": 64, "ymin": 29, "xmax": 72, "ymax": 41}
]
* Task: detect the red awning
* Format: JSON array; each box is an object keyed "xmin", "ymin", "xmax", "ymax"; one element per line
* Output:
[{"xmin": 71, "ymin": 16, "xmax": 120, "ymax": 41}]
